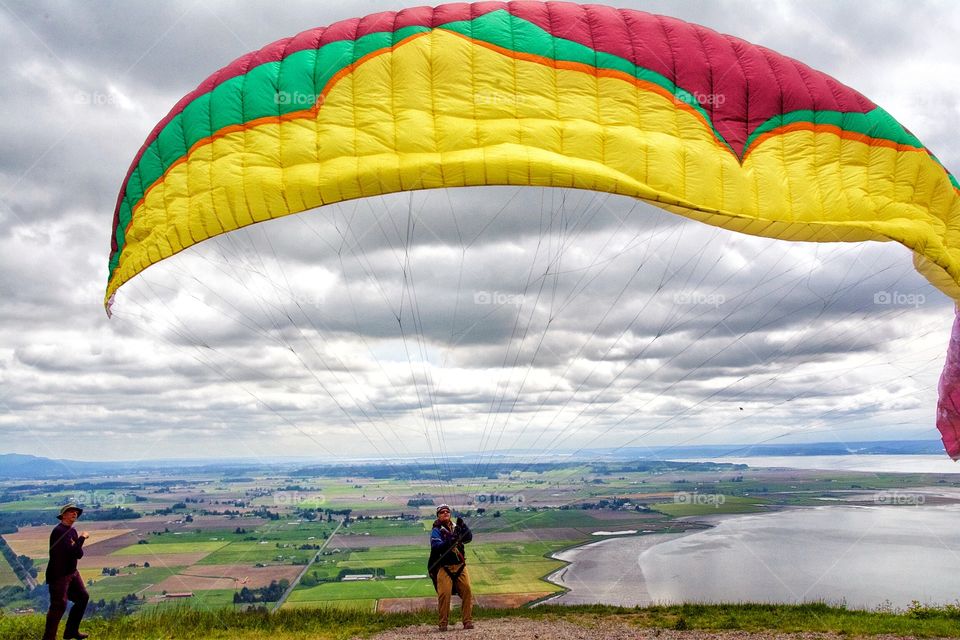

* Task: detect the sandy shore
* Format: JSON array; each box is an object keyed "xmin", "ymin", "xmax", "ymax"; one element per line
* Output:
[
  {"xmin": 540, "ymin": 511, "xmax": 764, "ymax": 607},
  {"xmin": 541, "ymin": 530, "xmax": 698, "ymax": 607}
]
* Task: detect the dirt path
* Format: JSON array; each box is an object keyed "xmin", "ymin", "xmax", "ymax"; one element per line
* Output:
[{"xmin": 355, "ymin": 617, "xmax": 936, "ymax": 640}]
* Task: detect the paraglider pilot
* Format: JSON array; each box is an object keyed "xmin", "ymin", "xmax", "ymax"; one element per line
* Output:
[
  {"xmin": 43, "ymin": 504, "xmax": 90, "ymax": 640},
  {"xmin": 428, "ymin": 504, "xmax": 473, "ymax": 631}
]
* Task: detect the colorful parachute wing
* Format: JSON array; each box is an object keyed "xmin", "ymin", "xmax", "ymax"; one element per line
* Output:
[{"xmin": 105, "ymin": 2, "xmax": 960, "ymax": 455}]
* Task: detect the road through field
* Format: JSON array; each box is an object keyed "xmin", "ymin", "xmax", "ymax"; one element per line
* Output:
[{"xmin": 273, "ymin": 518, "xmax": 343, "ymax": 611}]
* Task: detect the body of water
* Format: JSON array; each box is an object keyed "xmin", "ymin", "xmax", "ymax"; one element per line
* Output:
[
  {"xmin": 549, "ymin": 505, "xmax": 960, "ymax": 609},
  {"xmin": 676, "ymin": 454, "xmax": 960, "ymax": 474}
]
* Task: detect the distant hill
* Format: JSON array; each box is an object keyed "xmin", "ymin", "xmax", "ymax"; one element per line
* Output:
[
  {"xmin": 0, "ymin": 453, "xmax": 261, "ymax": 480},
  {"xmin": 604, "ymin": 440, "xmax": 947, "ymax": 459},
  {"xmin": 0, "ymin": 453, "xmax": 85, "ymax": 479},
  {"xmin": 0, "ymin": 440, "xmax": 946, "ymax": 480}
]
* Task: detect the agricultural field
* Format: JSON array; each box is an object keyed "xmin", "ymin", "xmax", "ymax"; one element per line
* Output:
[
  {"xmin": 285, "ymin": 538, "xmax": 576, "ymax": 611},
  {"xmin": 4, "ymin": 459, "xmax": 959, "ymax": 617},
  {"xmin": 140, "ymin": 589, "xmax": 238, "ymax": 612},
  {"xmin": 650, "ymin": 494, "xmax": 771, "ymax": 517},
  {"xmin": 87, "ymin": 566, "xmax": 184, "ymax": 601},
  {"xmin": 0, "ymin": 552, "xmax": 21, "ymax": 587}
]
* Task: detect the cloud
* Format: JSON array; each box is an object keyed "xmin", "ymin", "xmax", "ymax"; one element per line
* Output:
[{"xmin": 0, "ymin": 1, "xmax": 957, "ymax": 461}]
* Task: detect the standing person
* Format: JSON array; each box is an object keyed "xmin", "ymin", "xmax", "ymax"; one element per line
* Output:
[
  {"xmin": 42, "ymin": 504, "xmax": 90, "ymax": 640},
  {"xmin": 428, "ymin": 504, "xmax": 474, "ymax": 631}
]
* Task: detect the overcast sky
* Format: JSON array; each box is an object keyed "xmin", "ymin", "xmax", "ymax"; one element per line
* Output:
[{"xmin": 1, "ymin": 1, "xmax": 958, "ymax": 464}]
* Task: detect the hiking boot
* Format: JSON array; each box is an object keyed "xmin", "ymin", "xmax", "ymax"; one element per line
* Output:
[
  {"xmin": 64, "ymin": 634, "xmax": 89, "ymax": 640},
  {"xmin": 463, "ymin": 622, "xmax": 474, "ymax": 629},
  {"xmin": 438, "ymin": 624, "xmax": 448, "ymax": 632}
]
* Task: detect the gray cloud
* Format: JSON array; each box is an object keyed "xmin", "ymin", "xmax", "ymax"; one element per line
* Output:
[{"xmin": 0, "ymin": 1, "xmax": 957, "ymax": 461}]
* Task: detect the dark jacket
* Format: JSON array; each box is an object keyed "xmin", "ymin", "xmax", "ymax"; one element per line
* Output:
[
  {"xmin": 428, "ymin": 517, "xmax": 472, "ymax": 591},
  {"xmin": 45, "ymin": 523, "xmax": 85, "ymax": 582}
]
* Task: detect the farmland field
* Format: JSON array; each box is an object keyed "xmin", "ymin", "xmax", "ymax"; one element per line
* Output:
[
  {"xmin": 85, "ymin": 565, "xmax": 184, "ymax": 600},
  {"xmin": 194, "ymin": 541, "xmax": 314, "ymax": 565},
  {"xmin": 4, "ymin": 526, "xmax": 134, "ymax": 557},
  {"xmin": 468, "ymin": 508, "xmax": 651, "ymax": 532},
  {"xmin": 81, "ymin": 552, "xmax": 211, "ymax": 570},
  {"xmin": 286, "ymin": 538, "xmax": 573, "ymax": 609},
  {"xmin": 154, "ymin": 564, "xmax": 301, "ymax": 591},
  {"xmin": 0, "ymin": 551, "xmax": 21, "ymax": 587},
  {"xmin": 288, "ymin": 578, "xmax": 437, "ymax": 602},
  {"xmin": 651, "ymin": 494, "xmax": 770, "ymax": 517},
  {"xmin": 4, "ymin": 458, "xmax": 951, "ymax": 620},
  {"xmin": 112, "ymin": 541, "xmax": 229, "ymax": 556},
  {"xmin": 281, "ymin": 597, "xmax": 376, "ymax": 611},
  {"xmin": 140, "ymin": 588, "xmax": 237, "ymax": 611}
]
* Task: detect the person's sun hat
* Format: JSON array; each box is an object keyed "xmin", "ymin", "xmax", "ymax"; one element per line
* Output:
[{"xmin": 56, "ymin": 503, "xmax": 83, "ymax": 520}]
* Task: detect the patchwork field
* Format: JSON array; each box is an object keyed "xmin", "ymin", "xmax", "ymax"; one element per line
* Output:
[
  {"xmin": 651, "ymin": 494, "xmax": 770, "ymax": 517},
  {"xmin": 112, "ymin": 541, "xmax": 230, "ymax": 555},
  {"xmin": 285, "ymin": 538, "xmax": 574, "ymax": 610},
  {"xmin": 154, "ymin": 564, "xmax": 301, "ymax": 591},
  {"xmin": 282, "ymin": 598, "xmax": 377, "ymax": 611},
  {"xmin": 5, "ymin": 458, "xmax": 865, "ymax": 618},
  {"xmin": 0, "ymin": 552, "xmax": 21, "ymax": 587},
  {"xmin": 194, "ymin": 541, "xmax": 313, "ymax": 565},
  {"xmin": 287, "ymin": 578, "xmax": 437, "ymax": 602},
  {"xmin": 141, "ymin": 589, "xmax": 237, "ymax": 611},
  {"xmin": 83, "ymin": 566, "xmax": 184, "ymax": 600},
  {"xmin": 82, "ymin": 552, "xmax": 212, "ymax": 570},
  {"xmin": 3, "ymin": 526, "xmax": 135, "ymax": 557}
]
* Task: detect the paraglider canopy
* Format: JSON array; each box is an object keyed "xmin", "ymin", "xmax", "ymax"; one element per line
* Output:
[{"xmin": 105, "ymin": 2, "xmax": 960, "ymax": 455}]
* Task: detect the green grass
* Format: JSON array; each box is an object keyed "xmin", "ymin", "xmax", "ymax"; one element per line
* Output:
[
  {"xmin": 468, "ymin": 508, "xmax": 656, "ymax": 532},
  {"xmin": 469, "ymin": 540, "xmax": 576, "ymax": 563},
  {"xmin": 87, "ymin": 566, "xmax": 185, "ymax": 601},
  {"xmin": 469, "ymin": 560, "xmax": 562, "ymax": 593},
  {"xmin": 0, "ymin": 496, "xmax": 63, "ymax": 512},
  {"xmin": 338, "ymin": 520, "xmax": 426, "ymax": 537},
  {"xmin": 281, "ymin": 598, "xmax": 376, "ymax": 612},
  {"xmin": 0, "ymin": 551, "xmax": 22, "ymax": 587},
  {"xmin": 4, "ymin": 602, "xmax": 960, "ymax": 639},
  {"xmin": 288, "ymin": 579, "xmax": 436, "ymax": 602},
  {"xmin": 138, "ymin": 531, "xmax": 248, "ymax": 545},
  {"xmin": 335, "ymin": 547, "xmax": 425, "ymax": 579},
  {"xmin": 139, "ymin": 589, "xmax": 238, "ymax": 612},
  {"xmin": 113, "ymin": 541, "xmax": 229, "ymax": 556},
  {"xmin": 651, "ymin": 494, "xmax": 768, "ymax": 517},
  {"xmin": 292, "ymin": 539, "xmax": 574, "ymax": 605},
  {"xmin": 251, "ymin": 522, "xmax": 335, "ymax": 542},
  {"xmin": 195, "ymin": 542, "xmax": 314, "ymax": 565}
]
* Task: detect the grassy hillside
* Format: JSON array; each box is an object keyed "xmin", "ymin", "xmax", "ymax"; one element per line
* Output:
[{"xmin": 3, "ymin": 602, "xmax": 960, "ymax": 639}]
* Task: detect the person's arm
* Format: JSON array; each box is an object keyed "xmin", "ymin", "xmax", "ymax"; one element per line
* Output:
[
  {"xmin": 49, "ymin": 526, "xmax": 73, "ymax": 569},
  {"xmin": 455, "ymin": 517, "xmax": 473, "ymax": 544},
  {"xmin": 71, "ymin": 530, "xmax": 85, "ymax": 559},
  {"xmin": 430, "ymin": 526, "xmax": 452, "ymax": 550}
]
